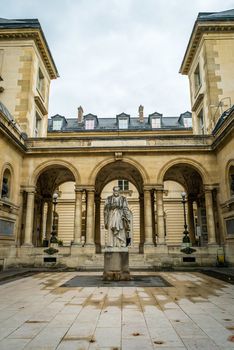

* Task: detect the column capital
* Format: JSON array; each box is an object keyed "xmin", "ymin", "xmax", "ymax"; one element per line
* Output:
[
  {"xmin": 143, "ymin": 184, "xmax": 156, "ymax": 191},
  {"xmin": 85, "ymin": 186, "xmax": 95, "ymax": 193},
  {"xmin": 75, "ymin": 185, "xmax": 84, "ymax": 193},
  {"xmin": 144, "ymin": 184, "xmax": 164, "ymax": 191},
  {"xmin": 21, "ymin": 186, "xmax": 36, "ymax": 194},
  {"xmin": 204, "ymin": 183, "xmax": 219, "ymax": 192}
]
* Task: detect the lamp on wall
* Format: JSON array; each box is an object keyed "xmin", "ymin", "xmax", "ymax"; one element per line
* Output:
[
  {"xmin": 50, "ymin": 192, "xmax": 59, "ymax": 244},
  {"xmin": 181, "ymin": 192, "xmax": 190, "ymax": 246},
  {"xmin": 180, "ymin": 192, "xmax": 196, "ymax": 254}
]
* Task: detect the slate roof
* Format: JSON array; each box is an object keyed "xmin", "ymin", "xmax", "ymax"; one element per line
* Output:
[
  {"xmin": 213, "ymin": 105, "xmax": 234, "ymax": 134},
  {"xmin": 48, "ymin": 111, "xmax": 192, "ymax": 132},
  {"xmin": 197, "ymin": 9, "xmax": 234, "ymax": 21},
  {"xmin": 0, "ymin": 101, "xmax": 14, "ymax": 122}
]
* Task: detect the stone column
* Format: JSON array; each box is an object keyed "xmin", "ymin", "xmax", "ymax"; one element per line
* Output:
[
  {"xmin": 94, "ymin": 194, "xmax": 101, "ymax": 252},
  {"xmin": 205, "ymin": 187, "xmax": 217, "ymax": 245},
  {"xmin": 86, "ymin": 187, "xmax": 95, "ymax": 245},
  {"xmin": 15, "ymin": 189, "xmax": 24, "ymax": 246},
  {"xmin": 45, "ymin": 200, "xmax": 53, "ymax": 241},
  {"xmin": 156, "ymin": 188, "xmax": 165, "ymax": 244},
  {"xmin": 73, "ymin": 187, "xmax": 83, "ymax": 245},
  {"xmin": 216, "ymin": 187, "xmax": 225, "ymax": 244},
  {"xmin": 23, "ymin": 187, "xmax": 35, "ymax": 246},
  {"xmin": 187, "ymin": 197, "xmax": 196, "ymax": 244},
  {"xmin": 144, "ymin": 187, "xmax": 154, "ymax": 245}
]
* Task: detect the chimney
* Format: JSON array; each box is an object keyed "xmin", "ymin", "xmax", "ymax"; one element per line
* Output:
[
  {"xmin": 138, "ymin": 105, "xmax": 144, "ymax": 123},
  {"xmin": 78, "ymin": 106, "xmax": 84, "ymax": 123}
]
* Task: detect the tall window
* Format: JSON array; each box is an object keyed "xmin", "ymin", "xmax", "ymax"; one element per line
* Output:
[
  {"xmin": 52, "ymin": 119, "xmax": 63, "ymax": 131},
  {"xmin": 151, "ymin": 118, "xmax": 161, "ymax": 128},
  {"xmin": 0, "ymin": 50, "xmax": 4, "ymax": 81},
  {"xmin": 118, "ymin": 180, "xmax": 129, "ymax": 191},
  {"xmin": 85, "ymin": 119, "xmax": 95, "ymax": 130},
  {"xmin": 1, "ymin": 169, "xmax": 11, "ymax": 199},
  {"xmin": 118, "ymin": 118, "xmax": 128, "ymax": 129},
  {"xmin": 34, "ymin": 112, "xmax": 41, "ymax": 137},
  {"xmin": 230, "ymin": 166, "xmax": 234, "ymax": 196},
  {"xmin": 37, "ymin": 67, "xmax": 45, "ymax": 97},
  {"xmin": 194, "ymin": 63, "xmax": 201, "ymax": 92},
  {"xmin": 198, "ymin": 109, "xmax": 204, "ymax": 135}
]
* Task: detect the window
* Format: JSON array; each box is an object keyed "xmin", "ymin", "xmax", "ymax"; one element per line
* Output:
[
  {"xmin": 229, "ymin": 166, "xmax": 234, "ymax": 196},
  {"xmin": 184, "ymin": 118, "xmax": 192, "ymax": 128},
  {"xmin": 1, "ymin": 169, "xmax": 11, "ymax": 199},
  {"xmin": 52, "ymin": 119, "xmax": 63, "ymax": 131},
  {"xmin": 198, "ymin": 109, "xmax": 204, "ymax": 135},
  {"xmin": 85, "ymin": 119, "xmax": 95, "ymax": 130},
  {"xmin": 194, "ymin": 63, "xmax": 201, "ymax": 92},
  {"xmin": 37, "ymin": 68, "xmax": 45, "ymax": 96},
  {"xmin": 0, "ymin": 50, "xmax": 4, "ymax": 80},
  {"xmin": 118, "ymin": 118, "xmax": 128, "ymax": 129},
  {"xmin": 151, "ymin": 118, "xmax": 161, "ymax": 128},
  {"xmin": 34, "ymin": 112, "xmax": 41, "ymax": 137},
  {"xmin": 118, "ymin": 180, "xmax": 129, "ymax": 191}
]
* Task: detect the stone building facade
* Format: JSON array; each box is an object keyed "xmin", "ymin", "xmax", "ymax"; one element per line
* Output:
[{"xmin": 0, "ymin": 11, "xmax": 234, "ymax": 269}]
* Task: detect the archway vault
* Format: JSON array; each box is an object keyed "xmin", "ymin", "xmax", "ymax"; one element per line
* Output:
[
  {"xmin": 31, "ymin": 159, "xmax": 80, "ymax": 186},
  {"xmin": 95, "ymin": 160, "xmax": 144, "ymax": 194}
]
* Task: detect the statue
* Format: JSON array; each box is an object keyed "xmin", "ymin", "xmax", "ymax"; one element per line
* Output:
[{"xmin": 104, "ymin": 186, "xmax": 131, "ymax": 248}]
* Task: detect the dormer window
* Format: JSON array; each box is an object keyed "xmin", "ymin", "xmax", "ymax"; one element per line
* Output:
[
  {"xmin": 119, "ymin": 118, "xmax": 128, "ymax": 129},
  {"xmin": 151, "ymin": 118, "xmax": 161, "ymax": 129},
  {"xmin": 52, "ymin": 119, "xmax": 63, "ymax": 131},
  {"xmin": 85, "ymin": 119, "xmax": 95, "ymax": 130},
  {"xmin": 84, "ymin": 114, "xmax": 98, "ymax": 130},
  {"xmin": 116, "ymin": 113, "xmax": 130, "ymax": 130},
  {"xmin": 184, "ymin": 118, "xmax": 192, "ymax": 128}
]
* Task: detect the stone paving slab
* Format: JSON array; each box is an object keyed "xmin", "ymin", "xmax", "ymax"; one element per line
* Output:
[{"xmin": 0, "ymin": 271, "xmax": 233, "ymax": 349}]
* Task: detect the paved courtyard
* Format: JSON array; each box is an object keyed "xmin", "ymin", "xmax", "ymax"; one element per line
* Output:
[{"xmin": 0, "ymin": 271, "xmax": 234, "ymax": 350}]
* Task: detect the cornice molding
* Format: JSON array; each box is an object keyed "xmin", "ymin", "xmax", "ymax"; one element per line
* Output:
[
  {"xmin": 0, "ymin": 29, "xmax": 58, "ymax": 79},
  {"xmin": 180, "ymin": 23, "xmax": 234, "ymax": 75}
]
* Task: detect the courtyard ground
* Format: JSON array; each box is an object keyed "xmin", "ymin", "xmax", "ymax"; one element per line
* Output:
[{"xmin": 0, "ymin": 271, "xmax": 234, "ymax": 349}]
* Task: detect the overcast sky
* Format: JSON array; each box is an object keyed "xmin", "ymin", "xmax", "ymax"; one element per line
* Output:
[{"xmin": 2, "ymin": 0, "xmax": 234, "ymax": 118}]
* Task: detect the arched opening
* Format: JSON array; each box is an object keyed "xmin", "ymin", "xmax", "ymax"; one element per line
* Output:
[
  {"xmin": 1, "ymin": 168, "xmax": 11, "ymax": 200},
  {"xmin": 95, "ymin": 161, "xmax": 144, "ymax": 253},
  {"xmin": 229, "ymin": 165, "xmax": 234, "ymax": 197},
  {"xmin": 163, "ymin": 164, "xmax": 210, "ymax": 246},
  {"xmin": 24, "ymin": 165, "xmax": 76, "ymax": 246}
]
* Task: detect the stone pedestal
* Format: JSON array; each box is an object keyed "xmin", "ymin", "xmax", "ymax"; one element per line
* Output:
[{"xmin": 103, "ymin": 247, "xmax": 131, "ymax": 281}]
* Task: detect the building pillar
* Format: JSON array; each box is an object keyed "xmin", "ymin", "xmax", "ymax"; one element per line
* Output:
[
  {"xmin": 73, "ymin": 187, "xmax": 83, "ymax": 245},
  {"xmin": 144, "ymin": 187, "xmax": 154, "ymax": 245},
  {"xmin": 23, "ymin": 187, "xmax": 35, "ymax": 246},
  {"xmin": 16, "ymin": 189, "xmax": 24, "ymax": 246},
  {"xmin": 86, "ymin": 187, "xmax": 95, "ymax": 245},
  {"xmin": 215, "ymin": 187, "xmax": 225, "ymax": 244},
  {"xmin": 156, "ymin": 188, "xmax": 165, "ymax": 244},
  {"xmin": 94, "ymin": 194, "xmax": 101, "ymax": 252},
  {"xmin": 204, "ymin": 187, "xmax": 217, "ymax": 245},
  {"xmin": 45, "ymin": 200, "xmax": 53, "ymax": 241},
  {"xmin": 187, "ymin": 196, "xmax": 196, "ymax": 244}
]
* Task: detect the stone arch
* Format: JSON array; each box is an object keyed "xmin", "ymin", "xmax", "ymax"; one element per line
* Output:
[
  {"xmin": 31, "ymin": 159, "xmax": 80, "ymax": 186},
  {"xmin": 157, "ymin": 158, "xmax": 210, "ymax": 185},
  {"xmin": 94, "ymin": 159, "xmax": 145, "ymax": 253},
  {"xmin": 89, "ymin": 156, "xmax": 149, "ymax": 187}
]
